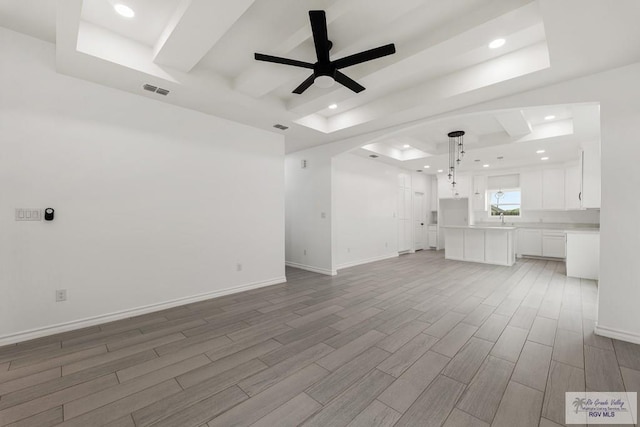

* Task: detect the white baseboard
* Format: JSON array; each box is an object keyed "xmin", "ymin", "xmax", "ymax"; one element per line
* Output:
[
  {"xmin": 285, "ymin": 261, "xmax": 336, "ymax": 276},
  {"xmin": 594, "ymin": 323, "xmax": 640, "ymax": 345},
  {"xmin": 0, "ymin": 276, "xmax": 286, "ymax": 347},
  {"xmin": 336, "ymin": 253, "xmax": 399, "ymax": 271}
]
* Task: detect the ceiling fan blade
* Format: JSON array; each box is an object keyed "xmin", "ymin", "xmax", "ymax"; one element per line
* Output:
[
  {"xmin": 333, "ymin": 43, "xmax": 396, "ymax": 69},
  {"xmin": 334, "ymin": 71, "xmax": 365, "ymax": 93},
  {"xmin": 309, "ymin": 10, "xmax": 330, "ymax": 63},
  {"xmin": 254, "ymin": 53, "xmax": 315, "ymax": 69},
  {"xmin": 292, "ymin": 74, "xmax": 316, "ymax": 94}
]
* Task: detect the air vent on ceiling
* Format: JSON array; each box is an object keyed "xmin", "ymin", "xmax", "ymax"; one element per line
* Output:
[
  {"xmin": 273, "ymin": 124, "xmax": 289, "ymax": 130},
  {"xmin": 369, "ymin": 154, "xmax": 379, "ymax": 158},
  {"xmin": 143, "ymin": 84, "xmax": 170, "ymax": 96}
]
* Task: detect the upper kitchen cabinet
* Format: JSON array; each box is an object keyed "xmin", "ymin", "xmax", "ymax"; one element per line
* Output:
[
  {"xmin": 438, "ymin": 174, "xmax": 471, "ymax": 199},
  {"xmin": 581, "ymin": 141, "xmax": 601, "ymax": 209},
  {"xmin": 542, "ymin": 167, "xmax": 565, "ymax": 210},
  {"xmin": 472, "ymin": 175, "xmax": 488, "ymax": 211},
  {"xmin": 565, "ymin": 164, "xmax": 582, "ymax": 210},
  {"xmin": 520, "ymin": 170, "xmax": 543, "ymax": 210}
]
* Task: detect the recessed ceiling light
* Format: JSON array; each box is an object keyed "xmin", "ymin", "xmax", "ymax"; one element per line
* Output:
[
  {"xmin": 114, "ymin": 3, "xmax": 135, "ymax": 18},
  {"xmin": 541, "ymin": 157, "xmax": 549, "ymax": 160},
  {"xmin": 544, "ymin": 115, "xmax": 555, "ymax": 120},
  {"xmin": 403, "ymin": 144, "xmax": 411, "ymax": 148},
  {"xmin": 328, "ymin": 103, "xmax": 337, "ymax": 110},
  {"xmin": 536, "ymin": 150, "xmax": 545, "ymax": 154},
  {"xmin": 423, "ymin": 165, "xmax": 430, "ymax": 169},
  {"xmin": 489, "ymin": 38, "xmax": 505, "ymax": 49},
  {"xmin": 483, "ymin": 164, "xmax": 490, "ymax": 168},
  {"xmin": 437, "ymin": 169, "xmax": 443, "ymax": 173}
]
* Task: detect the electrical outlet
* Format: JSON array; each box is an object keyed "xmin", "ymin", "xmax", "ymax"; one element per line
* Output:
[
  {"xmin": 320, "ymin": 212, "xmax": 326, "ymax": 219},
  {"xmin": 385, "ymin": 242, "xmax": 388, "ymax": 248},
  {"xmin": 55, "ymin": 289, "xmax": 67, "ymax": 302},
  {"xmin": 236, "ymin": 263, "xmax": 242, "ymax": 272},
  {"xmin": 347, "ymin": 248, "xmax": 351, "ymax": 253},
  {"xmin": 303, "ymin": 249, "xmax": 307, "ymax": 255}
]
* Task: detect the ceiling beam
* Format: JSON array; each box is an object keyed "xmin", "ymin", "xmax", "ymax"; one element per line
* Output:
[
  {"xmin": 152, "ymin": 0, "xmax": 256, "ymax": 72},
  {"xmin": 495, "ymin": 110, "xmax": 532, "ymax": 137}
]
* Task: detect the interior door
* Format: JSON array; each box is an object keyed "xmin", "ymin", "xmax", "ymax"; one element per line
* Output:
[{"xmin": 414, "ymin": 192, "xmax": 425, "ymax": 250}]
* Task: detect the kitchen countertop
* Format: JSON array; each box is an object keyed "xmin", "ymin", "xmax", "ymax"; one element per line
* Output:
[
  {"xmin": 441, "ymin": 225, "xmax": 517, "ymax": 230},
  {"xmin": 473, "ymin": 222, "xmax": 599, "ymax": 232}
]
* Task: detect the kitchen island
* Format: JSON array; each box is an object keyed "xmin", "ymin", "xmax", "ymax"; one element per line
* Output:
[{"xmin": 442, "ymin": 225, "xmax": 516, "ymax": 266}]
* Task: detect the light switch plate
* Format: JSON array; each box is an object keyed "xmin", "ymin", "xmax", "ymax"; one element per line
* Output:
[{"xmin": 15, "ymin": 209, "xmax": 42, "ymax": 221}]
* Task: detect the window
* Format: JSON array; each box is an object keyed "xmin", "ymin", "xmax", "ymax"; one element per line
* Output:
[{"xmin": 488, "ymin": 189, "xmax": 521, "ymax": 216}]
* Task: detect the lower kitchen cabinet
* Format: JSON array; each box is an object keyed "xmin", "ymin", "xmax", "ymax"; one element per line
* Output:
[
  {"xmin": 517, "ymin": 229, "xmax": 542, "ymax": 257},
  {"xmin": 517, "ymin": 228, "xmax": 566, "ymax": 258}
]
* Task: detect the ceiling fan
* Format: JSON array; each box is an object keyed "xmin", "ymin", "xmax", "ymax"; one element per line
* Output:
[{"xmin": 254, "ymin": 10, "xmax": 396, "ymax": 94}]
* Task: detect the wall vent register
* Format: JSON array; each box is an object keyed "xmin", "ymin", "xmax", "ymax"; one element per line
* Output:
[{"xmin": 143, "ymin": 84, "xmax": 170, "ymax": 96}]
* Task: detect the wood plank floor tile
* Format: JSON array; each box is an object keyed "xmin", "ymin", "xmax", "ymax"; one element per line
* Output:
[
  {"xmin": 613, "ymin": 339, "xmax": 640, "ymax": 371},
  {"xmin": 456, "ymin": 355, "xmax": 514, "ymax": 423},
  {"xmin": 511, "ymin": 340, "xmax": 553, "ymax": 392},
  {"xmin": 64, "ymin": 355, "xmax": 209, "ymax": 419},
  {"xmin": 528, "ymin": 316, "xmax": 557, "ymax": 346},
  {"xmin": 316, "ymin": 330, "xmax": 385, "ymax": 371},
  {"xmin": 376, "ymin": 333, "xmax": 439, "ymax": 378},
  {"xmin": 442, "ymin": 337, "xmax": 493, "ymax": 384},
  {"xmin": 250, "ymin": 393, "xmax": 321, "ymax": 427},
  {"xmin": 307, "ymin": 347, "xmax": 390, "ymax": 404},
  {"xmin": 584, "ymin": 345, "xmax": 625, "ymax": 391},
  {"xmin": 541, "ymin": 361, "xmax": 585, "ymax": 425},
  {"xmin": 238, "ymin": 343, "xmax": 333, "ymax": 396},
  {"xmin": 301, "ymin": 369, "xmax": 394, "ymax": 427},
  {"xmin": 490, "ymin": 325, "xmax": 528, "ymax": 363},
  {"xmin": 207, "ymin": 364, "xmax": 328, "ymax": 427},
  {"xmin": 423, "ymin": 312, "xmax": 466, "ymax": 338},
  {"xmin": 552, "ymin": 329, "xmax": 584, "ymax": 369},
  {"xmin": 2, "ymin": 406, "xmax": 63, "ymax": 427},
  {"xmin": 375, "ymin": 320, "xmax": 429, "ymax": 353},
  {"xmin": 134, "ymin": 359, "xmax": 266, "ymax": 426},
  {"xmin": 442, "ymin": 409, "xmax": 489, "ymax": 427},
  {"xmin": 344, "ymin": 400, "xmax": 400, "ymax": 427},
  {"xmin": 431, "ymin": 323, "xmax": 477, "ymax": 358},
  {"xmin": 59, "ymin": 380, "xmax": 182, "ymax": 427},
  {"xmin": 2, "ymin": 253, "xmax": 635, "ymax": 427},
  {"xmin": 491, "ymin": 381, "xmax": 544, "ymax": 427},
  {"xmin": 378, "ymin": 351, "xmax": 450, "ymax": 413},
  {"xmin": 177, "ymin": 341, "xmax": 277, "ymax": 389},
  {"xmin": 394, "ymin": 375, "xmax": 465, "ymax": 427},
  {"xmin": 0, "ymin": 374, "xmax": 118, "ymax": 425},
  {"xmin": 473, "ymin": 313, "xmax": 510, "ymax": 342}
]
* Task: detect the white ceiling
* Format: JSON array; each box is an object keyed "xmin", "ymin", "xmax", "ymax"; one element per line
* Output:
[
  {"xmin": 353, "ymin": 103, "xmax": 599, "ymax": 174},
  {"xmin": 0, "ymin": 0, "xmax": 639, "ymax": 153}
]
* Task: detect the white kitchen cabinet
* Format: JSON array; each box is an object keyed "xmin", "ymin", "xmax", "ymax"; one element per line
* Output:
[
  {"xmin": 428, "ymin": 225, "xmax": 437, "ymax": 248},
  {"xmin": 463, "ymin": 228, "xmax": 485, "ymax": 262},
  {"xmin": 581, "ymin": 143, "xmax": 601, "ymax": 208},
  {"xmin": 444, "ymin": 228, "xmax": 464, "ymax": 260},
  {"xmin": 542, "ymin": 231, "xmax": 566, "ymax": 258},
  {"xmin": 542, "ymin": 168, "xmax": 565, "ymax": 210},
  {"xmin": 565, "ymin": 164, "xmax": 582, "ymax": 210},
  {"xmin": 485, "ymin": 230, "xmax": 515, "ymax": 266},
  {"xmin": 520, "ymin": 170, "xmax": 543, "ymax": 211},
  {"xmin": 566, "ymin": 231, "xmax": 599, "ymax": 279},
  {"xmin": 430, "ymin": 176, "xmax": 437, "ymax": 210},
  {"xmin": 517, "ymin": 229, "xmax": 542, "ymax": 256},
  {"xmin": 472, "ymin": 175, "xmax": 488, "ymax": 211}
]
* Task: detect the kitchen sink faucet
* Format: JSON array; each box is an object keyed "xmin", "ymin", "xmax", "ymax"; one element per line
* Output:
[{"xmin": 500, "ymin": 212, "xmax": 505, "ymax": 225}]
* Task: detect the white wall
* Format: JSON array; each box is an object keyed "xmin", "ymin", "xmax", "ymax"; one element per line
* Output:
[
  {"xmin": 285, "ymin": 147, "xmax": 333, "ymax": 275},
  {"xmin": 0, "ymin": 29, "xmax": 285, "ymax": 343},
  {"xmin": 332, "ymin": 153, "xmax": 399, "ymax": 269}
]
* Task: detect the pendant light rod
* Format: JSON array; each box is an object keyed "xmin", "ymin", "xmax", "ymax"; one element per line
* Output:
[{"xmin": 447, "ymin": 130, "xmax": 465, "ymax": 191}]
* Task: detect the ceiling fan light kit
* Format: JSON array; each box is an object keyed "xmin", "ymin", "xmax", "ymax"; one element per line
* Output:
[{"xmin": 254, "ymin": 10, "xmax": 396, "ymax": 94}]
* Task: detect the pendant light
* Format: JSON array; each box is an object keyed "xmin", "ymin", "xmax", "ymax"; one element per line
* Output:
[{"xmin": 447, "ymin": 131, "xmax": 465, "ymax": 191}]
